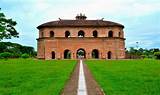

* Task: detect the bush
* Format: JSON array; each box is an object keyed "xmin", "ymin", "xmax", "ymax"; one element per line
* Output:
[
  {"xmin": 154, "ymin": 52, "xmax": 160, "ymax": 59},
  {"xmin": 140, "ymin": 55, "xmax": 146, "ymax": 59},
  {"xmin": 21, "ymin": 53, "xmax": 30, "ymax": 59},
  {"xmin": 0, "ymin": 52, "xmax": 13, "ymax": 59},
  {"xmin": 12, "ymin": 53, "xmax": 21, "ymax": 58}
]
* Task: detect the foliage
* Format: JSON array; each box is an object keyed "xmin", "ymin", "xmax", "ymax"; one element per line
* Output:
[
  {"xmin": 0, "ymin": 8, "xmax": 19, "ymax": 40},
  {"xmin": 21, "ymin": 53, "xmax": 30, "ymax": 59},
  {"xmin": 0, "ymin": 42, "xmax": 36, "ymax": 58},
  {"xmin": 86, "ymin": 60, "xmax": 160, "ymax": 95},
  {"xmin": 0, "ymin": 59, "xmax": 76, "ymax": 95},
  {"xmin": 127, "ymin": 47, "xmax": 160, "ymax": 59},
  {"xmin": 154, "ymin": 52, "xmax": 160, "ymax": 59},
  {"xmin": 0, "ymin": 52, "xmax": 13, "ymax": 59}
]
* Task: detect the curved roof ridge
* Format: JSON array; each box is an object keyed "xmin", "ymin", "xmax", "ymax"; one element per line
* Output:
[{"xmin": 37, "ymin": 19, "xmax": 124, "ymax": 29}]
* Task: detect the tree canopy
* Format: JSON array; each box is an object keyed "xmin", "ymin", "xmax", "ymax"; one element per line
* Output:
[
  {"xmin": 0, "ymin": 42, "xmax": 36, "ymax": 58},
  {"xmin": 0, "ymin": 8, "xmax": 19, "ymax": 40},
  {"xmin": 126, "ymin": 47, "xmax": 160, "ymax": 59}
]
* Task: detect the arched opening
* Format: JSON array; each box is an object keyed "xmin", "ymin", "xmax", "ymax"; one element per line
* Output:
[
  {"xmin": 50, "ymin": 31, "xmax": 54, "ymax": 37},
  {"xmin": 64, "ymin": 49, "xmax": 71, "ymax": 59},
  {"xmin": 108, "ymin": 31, "xmax": 113, "ymax": 37},
  {"xmin": 65, "ymin": 31, "xmax": 70, "ymax": 38},
  {"xmin": 92, "ymin": 49, "xmax": 99, "ymax": 59},
  {"xmin": 119, "ymin": 32, "xmax": 121, "ymax": 37},
  {"xmin": 77, "ymin": 48, "xmax": 86, "ymax": 59},
  {"xmin": 78, "ymin": 30, "xmax": 85, "ymax": 37},
  {"xmin": 41, "ymin": 32, "xmax": 44, "ymax": 38},
  {"xmin": 51, "ymin": 51, "xmax": 55, "ymax": 59},
  {"xmin": 107, "ymin": 51, "xmax": 112, "ymax": 59},
  {"xmin": 93, "ymin": 30, "xmax": 98, "ymax": 37}
]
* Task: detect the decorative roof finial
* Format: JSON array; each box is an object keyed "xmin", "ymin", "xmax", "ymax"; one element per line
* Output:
[
  {"xmin": 58, "ymin": 18, "xmax": 61, "ymax": 21},
  {"xmin": 75, "ymin": 13, "xmax": 87, "ymax": 20},
  {"xmin": 101, "ymin": 18, "xmax": 104, "ymax": 20}
]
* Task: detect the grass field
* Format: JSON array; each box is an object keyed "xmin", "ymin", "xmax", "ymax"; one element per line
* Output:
[
  {"xmin": 0, "ymin": 59, "xmax": 76, "ymax": 95},
  {"xmin": 86, "ymin": 59, "xmax": 160, "ymax": 95}
]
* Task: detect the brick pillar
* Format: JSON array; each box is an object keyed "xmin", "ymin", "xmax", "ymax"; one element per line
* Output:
[
  {"xmin": 60, "ymin": 53, "xmax": 62, "ymax": 59},
  {"xmin": 100, "ymin": 52, "xmax": 103, "ymax": 59},
  {"xmin": 72, "ymin": 53, "xmax": 75, "ymax": 59},
  {"xmin": 88, "ymin": 52, "xmax": 91, "ymax": 59}
]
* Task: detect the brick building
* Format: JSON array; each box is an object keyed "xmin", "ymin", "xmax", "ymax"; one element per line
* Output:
[{"xmin": 37, "ymin": 14, "xmax": 125, "ymax": 60}]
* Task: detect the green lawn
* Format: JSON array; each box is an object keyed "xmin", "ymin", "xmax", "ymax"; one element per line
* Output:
[
  {"xmin": 0, "ymin": 59, "xmax": 76, "ymax": 95},
  {"xmin": 86, "ymin": 59, "xmax": 160, "ymax": 95}
]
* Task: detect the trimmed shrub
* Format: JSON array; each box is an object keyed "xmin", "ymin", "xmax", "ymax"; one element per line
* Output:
[
  {"xmin": 154, "ymin": 52, "xmax": 160, "ymax": 59},
  {"xmin": 0, "ymin": 52, "xmax": 13, "ymax": 59},
  {"xmin": 21, "ymin": 53, "xmax": 30, "ymax": 59}
]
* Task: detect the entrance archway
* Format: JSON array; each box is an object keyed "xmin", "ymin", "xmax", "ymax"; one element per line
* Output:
[
  {"xmin": 108, "ymin": 51, "xmax": 112, "ymax": 59},
  {"xmin": 64, "ymin": 49, "xmax": 71, "ymax": 59},
  {"xmin": 51, "ymin": 51, "xmax": 55, "ymax": 59},
  {"xmin": 92, "ymin": 49, "xmax": 99, "ymax": 59},
  {"xmin": 77, "ymin": 48, "xmax": 86, "ymax": 59}
]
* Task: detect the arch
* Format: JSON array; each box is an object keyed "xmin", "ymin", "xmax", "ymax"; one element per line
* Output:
[
  {"xmin": 41, "ymin": 32, "xmax": 44, "ymax": 38},
  {"xmin": 50, "ymin": 31, "xmax": 54, "ymax": 37},
  {"xmin": 78, "ymin": 30, "xmax": 85, "ymax": 37},
  {"xmin": 51, "ymin": 51, "xmax": 55, "ymax": 59},
  {"xmin": 107, "ymin": 51, "xmax": 112, "ymax": 59},
  {"xmin": 92, "ymin": 49, "xmax": 99, "ymax": 59},
  {"xmin": 93, "ymin": 30, "xmax": 98, "ymax": 37},
  {"xmin": 119, "ymin": 32, "xmax": 121, "ymax": 37},
  {"xmin": 64, "ymin": 49, "xmax": 71, "ymax": 59},
  {"xmin": 77, "ymin": 48, "xmax": 86, "ymax": 59},
  {"xmin": 65, "ymin": 31, "xmax": 70, "ymax": 38},
  {"xmin": 108, "ymin": 31, "xmax": 113, "ymax": 37}
]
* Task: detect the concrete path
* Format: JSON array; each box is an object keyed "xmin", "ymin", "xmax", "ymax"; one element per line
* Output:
[
  {"xmin": 77, "ymin": 60, "xmax": 88, "ymax": 95},
  {"xmin": 61, "ymin": 60, "xmax": 105, "ymax": 95}
]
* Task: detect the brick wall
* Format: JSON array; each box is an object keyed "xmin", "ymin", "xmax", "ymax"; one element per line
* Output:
[{"xmin": 37, "ymin": 26, "xmax": 125, "ymax": 60}]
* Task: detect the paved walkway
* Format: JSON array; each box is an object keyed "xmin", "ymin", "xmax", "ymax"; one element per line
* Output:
[
  {"xmin": 77, "ymin": 60, "xmax": 87, "ymax": 95},
  {"xmin": 61, "ymin": 60, "xmax": 105, "ymax": 95}
]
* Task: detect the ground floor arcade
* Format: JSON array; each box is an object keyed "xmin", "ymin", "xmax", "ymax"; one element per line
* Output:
[
  {"xmin": 51, "ymin": 48, "xmax": 112, "ymax": 59},
  {"xmin": 37, "ymin": 38, "xmax": 125, "ymax": 60}
]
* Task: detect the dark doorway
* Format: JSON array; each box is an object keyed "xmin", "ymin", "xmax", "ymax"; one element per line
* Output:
[
  {"xmin": 108, "ymin": 51, "xmax": 112, "ymax": 59},
  {"xmin": 52, "ymin": 51, "xmax": 55, "ymax": 59},
  {"xmin": 78, "ymin": 30, "xmax": 85, "ymax": 37},
  {"xmin": 93, "ymin": 30, "xmax": 98, "ymax": 37},
  {"xmin": 77, "ymin": 48, "xmax": 86, "ymax": 59},
  {"xmin": 92, "ymin": 49, "xmax": 99, "ymax": 58},
  {"xmin": 65, "ymin": 31, "xmax": 70, "ymax": 38},
  {"xmin": 64, "ymin": 50, "xmax": 71, "ymax": 59},
  {"xmin": 108, "ymin": 31, "xmax": 113, "ymax": 37}
]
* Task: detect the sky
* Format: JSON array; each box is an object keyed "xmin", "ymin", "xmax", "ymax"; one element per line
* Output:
[{"xmin": 0, "ymin": 0, "xmax": 160, "ymax": 50}]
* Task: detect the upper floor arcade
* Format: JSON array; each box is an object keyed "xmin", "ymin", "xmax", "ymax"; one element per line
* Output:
[
  {"xmin": 38, "ymin": 27, "xmax": 124, "ymax": 39},
  {"xmin": 37, "ymin": 14, "xmax": 125, "ymax": 39}
]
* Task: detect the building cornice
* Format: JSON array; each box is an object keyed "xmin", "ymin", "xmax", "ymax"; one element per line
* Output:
[{"xmin": 36, "ymin": 37, "xmax": 126, "ymax": 41}]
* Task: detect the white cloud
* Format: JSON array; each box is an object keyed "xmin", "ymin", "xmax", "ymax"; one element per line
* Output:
[{"xmin": 1, "ymin": 0, "xmax": 160, "ymax": 49}]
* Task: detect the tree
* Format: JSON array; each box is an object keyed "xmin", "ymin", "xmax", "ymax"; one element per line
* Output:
[
  {"xmin": 154, "ymin": 52, "xmax": 160, "ymax": 59},
  {"xmin": 0, "ymin": 42, "xmax": 36, "ymax": 58},
  {"xmin": 0, "ymin": 52, "xmax": 13, "ymax": 59},
  {"xmin": 21, "ymin": 53, "xmax": 30, "ymax": 59},
  {"xmin": 0, "ymin": 8, "xmax": 19, "ymax": 40}
]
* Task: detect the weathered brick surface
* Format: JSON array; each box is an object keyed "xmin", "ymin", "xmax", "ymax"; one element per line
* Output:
[{"xmin": 37, "ymin": 21, "xmax": 125, "ymax": 60}]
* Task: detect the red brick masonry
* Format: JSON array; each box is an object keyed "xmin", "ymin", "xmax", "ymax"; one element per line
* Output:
[{"xmin": 37, "ymin": 15, "xmax": 125, "ymax": 60}]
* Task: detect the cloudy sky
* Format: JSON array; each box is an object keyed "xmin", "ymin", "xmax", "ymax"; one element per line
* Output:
[{"xmin": 0, "ymin": 0, "xmax": 160, "ymax": 50}]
